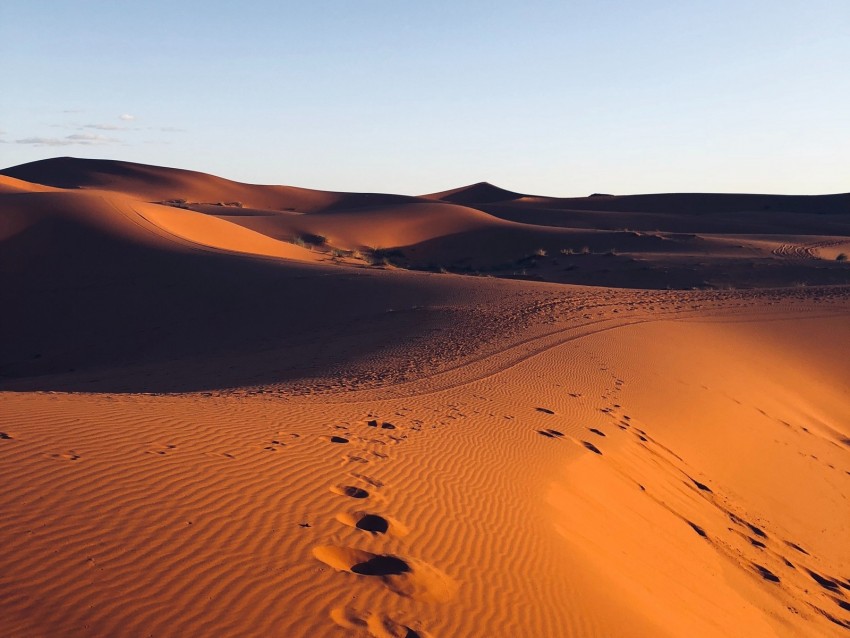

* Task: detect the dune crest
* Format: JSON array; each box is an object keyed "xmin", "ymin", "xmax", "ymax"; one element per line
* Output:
[{"xmin": 1, "ymin": 157, "xmax": 848, "ymax": 636}]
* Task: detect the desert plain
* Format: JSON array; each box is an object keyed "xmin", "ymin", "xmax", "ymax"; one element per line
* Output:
[{"xmin": 1, "ymin": 157, "xmax": 849, "ymax": 637}]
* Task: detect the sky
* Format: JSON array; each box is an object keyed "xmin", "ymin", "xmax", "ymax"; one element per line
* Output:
[{"xmin": 1, "ymin": 1, "xmax": 848, "ymax": 195}]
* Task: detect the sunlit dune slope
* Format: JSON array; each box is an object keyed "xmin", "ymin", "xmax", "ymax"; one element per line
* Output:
[
  {"xmin": 0, "ymin": 174, "xmax": 59, "ymax": 194},
  {"xmin": 1, "ymin": 297, "xmax": 848, "ymax": 637},
  {"xmin": 213, "ymin": 201, "xmax": 510, "ymax": 251},
  {"xmin": 0, "ymin": 190, "xmax": 321, "ymax": 260},
  {"xmin": 0, "ymin": 157, "xmax": 428, "ymax": 212}
]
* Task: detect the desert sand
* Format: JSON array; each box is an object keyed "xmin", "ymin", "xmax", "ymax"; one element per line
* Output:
[{"xmin": 1, "ymin": 157, "xmax": 849, "ymax": 637}]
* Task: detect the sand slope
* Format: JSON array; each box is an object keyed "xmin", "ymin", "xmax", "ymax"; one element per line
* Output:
[
  {"xmin": 0, "ymin": 157, "xmax": 428, "ymax": 213},
  {"xmin": 1, "ymin": 158, "xmax": 849, "ymax": 637},
  {"xmin": 1, "ymin": 299, "xmax": 848, "ymax": 637},
  {"xmin": 3, "ymin": 158, "xmax": 849, "ymax": 290}
]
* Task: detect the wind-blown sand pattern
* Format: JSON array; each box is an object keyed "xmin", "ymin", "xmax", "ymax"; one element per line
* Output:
[{"xmin": 1, "ymin": 158, "xmax": 849, "ymax": 637}]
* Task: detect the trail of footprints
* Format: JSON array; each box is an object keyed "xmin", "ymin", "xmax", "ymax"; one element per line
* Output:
[
  {"xmin": 628, "ymin": 398, "xmax": 849, "ymax": 628},
  {"xmin": 537, "ymin": 374, "xmax": 850, "ymax": 631},
  {"xmin": 302, "ymin": 367, "xmax": 849, "ymax": 634},
  {"xmin": 313, "ymin": 414, "xmax": 447, "ymax": 638}
]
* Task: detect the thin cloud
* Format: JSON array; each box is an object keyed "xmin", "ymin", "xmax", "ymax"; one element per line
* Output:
[
  {"xmin": 83, "ymin": 123, "xmax": 123, "ymax": 131},
  {"xmin": 16, "ymin": 134, "xmax": 120, "ymax": 146},
  {"xmin": 67, "ymin": 133, "xmax": 119, "ymax": 143},
  {"xmin": 16, "ymin": 137, "xmax": 77, "ymax": 146},
  {"xmin": 119, "ymin": 114, "xmax": 135, "ymax": 121}
]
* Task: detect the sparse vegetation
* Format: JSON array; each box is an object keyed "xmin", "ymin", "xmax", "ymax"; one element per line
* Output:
[
  {"xmin": 561, "ymin": 246, "xmax": 592, "ymax": 255},
  {"xmin": 158, "ymin": 199, "xmax": 243, "ymax": 209},
  {"xmin": 363, "ymin": 248, "xmax": 405, "ymax": 267},
  {"xmin": 291, "ymin": 233, "xmax": 327, "ymax": 249},
  {"xmin": 159, "ymin": 198, "xmax": 191, "ymax": 209}
]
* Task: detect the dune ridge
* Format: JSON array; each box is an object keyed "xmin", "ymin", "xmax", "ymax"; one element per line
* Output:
[{"xmin": 1, "ymin": 157, "xmax": 848, "ymax": 637}]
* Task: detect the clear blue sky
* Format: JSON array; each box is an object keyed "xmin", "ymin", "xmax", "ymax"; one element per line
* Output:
[{"xmin": 2, "ymin": 1, "xmax": 848, "ymax": 195}]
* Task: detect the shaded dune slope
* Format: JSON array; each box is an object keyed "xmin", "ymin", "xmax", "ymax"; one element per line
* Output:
[
  {"xmin": 0, "ymin": 187, "xmax": 515, "ymax": 392},
  {"xmin": 2, "ymin": 157, "xmax": 849, "ymax": 392},
  {"xmin": 425, "ymin": 181, "xmax": 526, "ymax": 204}
]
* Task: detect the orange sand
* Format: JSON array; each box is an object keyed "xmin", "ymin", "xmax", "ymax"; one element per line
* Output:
[{"xmin": 1, "ymin": 158, "xmax": 849, "ymax": 637}]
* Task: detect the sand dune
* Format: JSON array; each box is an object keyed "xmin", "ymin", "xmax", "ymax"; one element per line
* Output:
[
  {"xmin": 425, "ymin": 181, "xmax": 526, "ymax": 204},
  {"xmin": 3, "ymin": 158, "xmax": 848, "ymax": 289},
  {"xmin": 0, "ymin": 157, "xmax": 428, "ymax": 213},
  {"xmin": 0, "ymin": 174, "xmax": 59, "ymax": 194},
  {"xmin": 215, "ymin": 201, "xmax": 510, "ymax": 252},
  {"xmin": 1, "ymin": 158, "xmax": 849, "ymax": 637}
]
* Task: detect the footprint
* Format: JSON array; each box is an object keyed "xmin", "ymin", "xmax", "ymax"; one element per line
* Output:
[
  {"xmin": 146, "ymin": 443, "xmax": 177, "ymax": 456},
  {"xmin": 834, "ymin": 598, "xmax": 850, "ymax": 612},
  {"xmin": 750, "ymin": 563, "xmax": 780, "ymax": 583},
  {"xmin": 330, "ymin": 606, "xmax": 430, "ymax": 638},
  {"xmin": 536, "ymin": 407, "xmax": 555, "ymax": 414},
  {"xmin": 330, "ymin": 484, "xmax": 369, "ymax": 499},
  {"xmin": 582, "ymin": 441, "xmax": 602, "ymax": 455},
  {"xmin": 688, "ymin": 476, "xmax": 712, "ymax": 493},
  {"xmin": 538, "ymin": 429, "xmax": 564, "ymax": 438},
  {"xmin": 806, "ymin": 569, "xmax": 842, "ymax": 592},
  {"xmin": 0, "ymin": 432, "xmax": 12, "ymax": 440},
  {"xmin": 325, "ymin": 436, "xmax": 349, "ymax": 444},
  {"xmin": 349, "ymin": 473, "xmax": 384, "ymax": 489},
  {"xmin": 313, "ymin": 545, "xmax": 457, "ymax": 602},
  {"xmin": 336, "ymin": 511, "xmax": 409, "ymax": 537},
  {"xmin": 588, "ymin": 428, "xmax": 606, "ymax": 437},
  {"xmin": 784, "ymin": 540, "xmax": 809, "ymax": 555},
  {"xmin": 367, "ymin": 420, "xmax": 397, "ymax": 430},
  {"xmin": 51, "ymin": 451, "xmax": 81, "ymax": 461},
  {"xmin": 686, "ymin": 521, "xmax": 707, "ymax": 538}
]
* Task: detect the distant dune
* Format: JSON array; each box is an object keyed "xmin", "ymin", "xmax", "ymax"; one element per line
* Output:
[
  {"xmin": 1, "ymin": 157, "xmax": 848, "ymax": 637},
  {"xmin": 3, "ymin": 157, "xmax": 848, "ymax": 291},
  {"xmin": 424, "ymin": 181, "xmax": 526, "ymax": 204}
]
